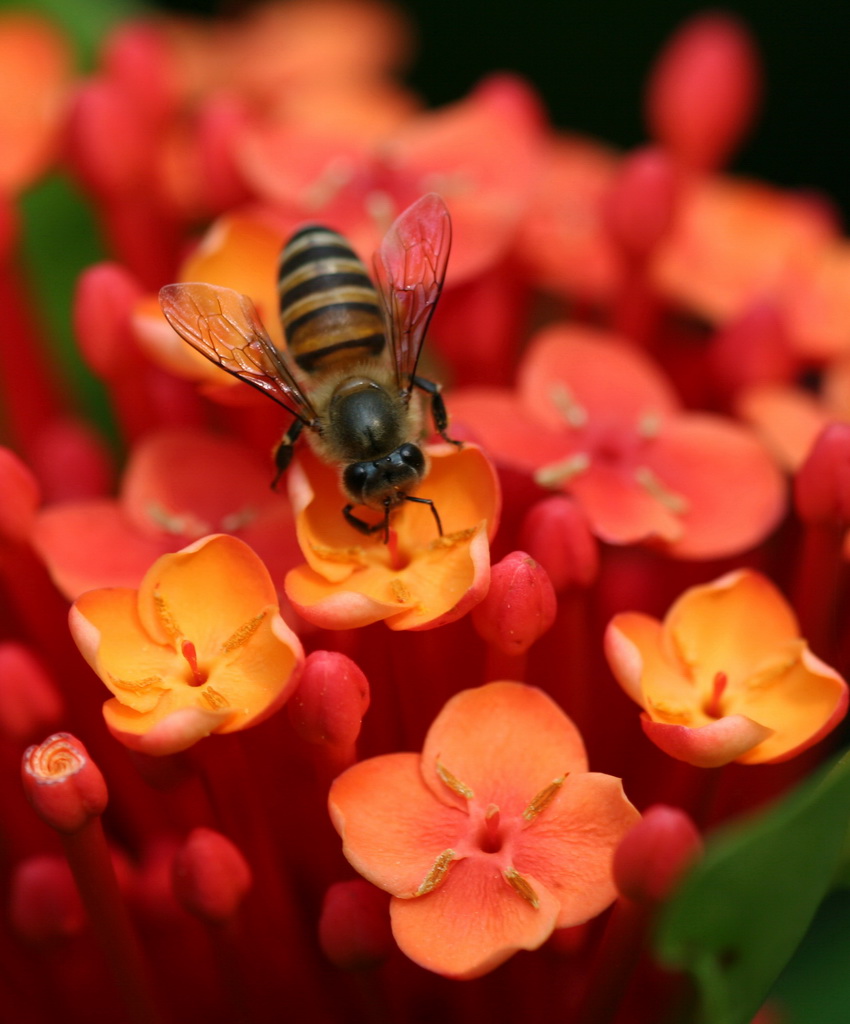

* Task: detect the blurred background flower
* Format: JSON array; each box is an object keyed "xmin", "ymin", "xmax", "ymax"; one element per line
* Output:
[{"xmin": 3, "ymin": 1, "xmax": 850, "ymax": 1023}]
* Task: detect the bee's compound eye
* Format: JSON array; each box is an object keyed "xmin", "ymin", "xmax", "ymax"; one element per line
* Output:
[
  {"xmin": 398, "ymin": 444, "xmax": 425, "ymax": 473},
  {"xmin": 343, "ymin": 462, "xmax": 371, "ymax": 500}
]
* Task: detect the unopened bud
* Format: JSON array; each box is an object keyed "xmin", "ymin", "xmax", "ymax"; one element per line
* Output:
[
  {"xmin": 519, "ymin": 497, "xmax": 599, "ymax": 591},
  {"xmin": 604, "ymin": 146, "xmax": 679, "ymax": 259},
  {"xmin": 319, "ymin": 880, "xmax": 392, "ymax": 971},
  {"xmin": 22, "ymin": 733, "xmax": 108, "ymax": 834},
  {"xmin": 794, "ymin": 423, "xmax": 850, "ymax": 525},
  {"xmin": 172, "ymin": 828, "xmax": 252, "ymax": 924},
  {"xmin": 472, "ymin": 551, "xmax": 556, "ymax": 654},
  {"xmin": 73, "ymin": 262, "xmax": 145, "ymax": 379},
  {"xmin": 288, "ymin": 651, "xmax": 370, "ymax": 749},
  {"xmin": 613, "ymin": 804, "xmax": 702, "ymax": 904},
  {"xmin": 0, "ymin": 643, "xmax": 63, "ymax": 741},
  {"xmin": 9, "ymin": 854, "xmax": 85, "ymax": 942},
  {"xmin": 0, "ymin": 445, "xmax": 39, "ymax": 542},
  {"xmin": 646, "ymin": 13, "xmax": 760, "ymax": 170},
  {"xmin": 708, "ymin": 302, "xmax": 796, "ymax": 393}
]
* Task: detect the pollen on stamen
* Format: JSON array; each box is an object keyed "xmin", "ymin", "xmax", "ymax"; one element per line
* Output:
[
  {"xmin": 534, "ymin": 453, "xmax": 591, "ymax": 490},
  {"xmin": 634, "ymin": 466, "xmax": 690, "ymax": 514},
  {"xmin": 153, "ymin": 589, "xmax": 181, "ymax": 641},
  {"xmin": 550, "ymin": 384, "xmax": 588, "ymax": 428},
  {"xmin": 504, "ymin": 867, "xmax": 540, "ymax": 909},
  {"xmin": 435, "ymin": 761, "xmax": 474, "ymax": 800},
  {"xmin": 221, "ymin": 612, "xmax": 266, "ymax": 653},
  {"xmin": 522, "ymin": 775, "xmax": 567, "ymax": 822},
  {"xmin": 416, "ymin": 849, "xmax": 455, "ymax": 895}
]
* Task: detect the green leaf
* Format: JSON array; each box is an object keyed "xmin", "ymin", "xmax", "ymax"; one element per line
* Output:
[
  {"xmin": 654, "ymin": 750, "xmax": 850, "ymax": 1024},
  {"xmin": 0, "ymin": 0, "xmax": 149, "ymax": 69}
]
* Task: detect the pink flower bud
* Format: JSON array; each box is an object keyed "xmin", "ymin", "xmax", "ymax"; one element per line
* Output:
[
  {"xmin": 472, "ymin": 551, "xmax": 556, "ymax": 654},
  {"xmin": 519, "ymin": 497, "xmax": 599, "ymax": 591},
  {"xmin": 73, "ymin": 262, "xmax": 145, "ymax": 379},
  {"xmin": 22, "ymin": 733, "xmax": 108, "ymax": 834},
  {"xmin": 102, "ymin": 23, "xmax": 175, "ymax": 123},
  {"xmin": 708, "ymin": 302, "xmax": 796, "ymax": 393},
  {"xmin": 603, "ymin": 146, "xmax": 679, "ymax": 258},
  {"xmin": 287, "ymin": 651, "xmax": 370, "ymax": 749},
  {"xmin": 794, "ymin": 423, "xmax": 850, "ymax": 525},
  {"xmin": 0, "ymin": 643, "xmax": 63, "ymax": 741},
  {"xmin": 172, "ymin": 828, "xmax": 252, "ymax": 924},
  {"xmin": 319, "ymin": 880, "xmax": 392, "ymax": 971},
  {"xmin": 613, "ymin": 805, "xmax": 702, "ymax": 904},
  {"xmin": 9, "ymin": 854, "xmax": 85, "ymax": 942},
  {"xmin": 646, "ymin": 13, "xmax": 760, "ymax": 170},
  {"xmin": 0, "ymin": 446, "xmax": 39, "ymax": 542},
  {"xmin": 66, "ymin": 79, "xmax": 149, "ymax": 195}
]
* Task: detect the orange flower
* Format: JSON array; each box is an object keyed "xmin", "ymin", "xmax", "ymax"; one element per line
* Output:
[
  {"xmin": 329, "ymin": 682, "xmax": 640, "ymax": 979},
  {"xmin": 285, "ymin": 444, "xmax": 499, "ymax": 630},
  {"xmin": 0, "ymin": 13, "xmax": 72, "ymax": 195},
  {"xmin": 133, "ymin": 213, "xmax": 285, "ymax": 388},
  {"xmin": 604, "ymin": 569, "xmax": 848, "ymax": 767},
  {"xmin": 69, "ymin": 534, "xmax": 303, "ymax": 755}
]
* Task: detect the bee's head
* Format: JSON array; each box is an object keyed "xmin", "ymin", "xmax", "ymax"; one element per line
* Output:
[{"xmin": 342, "ymin": 443, "xmax": 426, "ymax": 510}]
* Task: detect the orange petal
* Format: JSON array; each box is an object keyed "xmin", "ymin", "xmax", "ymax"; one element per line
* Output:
[
  {"xmin": 0, "ymin": 14, "xmax": 72, "ymax": 192},
  {"xmin": 34, "ymin": 501, "xmax": 167, "ymax": 600},
  {"xmin": 729, "ymin": 646, "xmax": 848, "ymax": 764},
  {"xmin": 640, "ymin": 712, "xmax": 773, "ymax": 768},
  {"xmin": 286, "ymin": 444, "xmax": 498, "ymax": 630},
  {"xmin": 102, "ymin": 703, "xmax": 233, "ymax": 756},
  {"xmin": 604, "ymin": 612, "xmax": 698, "ymax": 717},
  {"xmin": 136, "ymin": 535, "xmax": 279, "ymax": 654},
  {"xmin": 328, "ymin": 752, "xmax": 465, "ymax": 896},
  {"xmin": 70, "ymin": 590, "xmax": 183, "ymax": 713},
  {"xmin": 737, "ymin": 383, "xmax": 831, "ymax": 471},
  {"xmin": 420, "ymin": 682, "xmax": 588, "ymax": 814},
  {"xmin": 513, "ymin": 772, "xmax": 640, "ymax": 928},
  {"xmin": 518, "ymin": 324, "xmax": 681, "ymax": 433},
  {"xmin": 389, "ymin": 856, "xmax": 560, "ymax": 979},
  {"xmin": 664, "ymin": 570, "xmax": 799, "ymax": 684},
  {"xmin": 646, "ymin": 416, "xmax": 786, "ymax": 558}
]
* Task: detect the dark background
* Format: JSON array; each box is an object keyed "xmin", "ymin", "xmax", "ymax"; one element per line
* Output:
[{"xmin": 154, "ymin": 0, "xmax": 850, "ymax": 222}]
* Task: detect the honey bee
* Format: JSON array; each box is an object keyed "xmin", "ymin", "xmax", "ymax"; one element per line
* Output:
[{"xmin": 159, "ymin": 193, "xmax": 460, "ymax": 540}]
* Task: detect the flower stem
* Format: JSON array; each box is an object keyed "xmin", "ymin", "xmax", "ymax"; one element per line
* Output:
[{"xmin": 62, "ymin": 817, "xmax": 162, "ymax": 1024}]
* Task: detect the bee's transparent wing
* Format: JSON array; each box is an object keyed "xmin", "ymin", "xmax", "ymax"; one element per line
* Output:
[
  {"xmin": 372, "ymin": 193, "xmax": 451, "ymax": 392},
  {"xmin": 159, "ymin": 282, "xmax": 317, "ymax": 424}
]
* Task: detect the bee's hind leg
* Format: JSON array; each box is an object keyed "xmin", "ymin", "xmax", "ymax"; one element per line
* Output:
[
  {"xmin": 411, "ymin": 375, "xmax": 463, "ymax": 447},
  {"xmin": 270, "ymin": 419, "xmax": 305, "ymax": 490}
]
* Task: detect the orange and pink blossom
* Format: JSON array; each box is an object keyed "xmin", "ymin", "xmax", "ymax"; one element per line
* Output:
[
  {"xmin": 285, "ymin": 443, "xmax": 499, "ymax": 630},
  {"xmin": 329, "ymin": 681, "xmax": 640, "ymax": 978},
  {"xmin": 604, "ymin": 569, "xmax": 848, "ymax": 766},
  {"xmin": 69, "ymin": 534, "xmax": 303, "ymax": 755},
  {"xmin": 451, "ymin": 324, "xmax": 785, "ymax": 558}
]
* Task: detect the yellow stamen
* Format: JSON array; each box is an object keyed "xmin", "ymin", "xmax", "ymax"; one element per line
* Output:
[
  {"xmin": 435, "ymin": 761, "xmax": 474, "ymax": 800},
  {"xmin": 504, "ymin": 867, "xmax": 540, "ymax": 908},
  {"xmin": 416, "ymin": 849, "xmax": 455, "ymax": 895},
  {"xmin": 634, "ymin": 466, "xmax": 690, "ymax": 514},
  {"xmin": 221, "ymin": 612, "xmax": 266, "ymax": 653},
  {"xmin": 534, "ymin": 453, "xmax": 591, "ymax": 490},
  {"xmin": 522, "ymin": 775, "xmax": 567, "ymax": 822}
]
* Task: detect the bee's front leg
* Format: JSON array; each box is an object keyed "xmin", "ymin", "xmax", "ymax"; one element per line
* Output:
[
  {"xmin": 343, "ymin": 504, "xmax": 391, "ymax": 543},
  {"xmin": 270, "ymin": 419, "xmax": 305, "ymax": 490},
  {"xmin": 411, "ymin": 375, "xmax": 463, "ymax": 447}
]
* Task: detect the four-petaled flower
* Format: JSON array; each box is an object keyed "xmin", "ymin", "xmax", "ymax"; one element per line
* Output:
[
  {"xmin": 329, "ymin": 681, "xmax": 640, "ymax": 978},
  {"xmin": 450, "ymin": 323, "xmax": 786, "ymax": 558},
  {"xmin": 285, "ymin": 443, "xmax": 500, "ymax": 630},
  {"xmin": 69, "ymin": 534, "xmax": 304, "ymax": 755},
  {"xmin": 604, "ymin": 569, "xmax": 849, "ymax": 766}
]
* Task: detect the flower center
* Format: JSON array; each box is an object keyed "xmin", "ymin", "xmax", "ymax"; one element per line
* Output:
[
  {"xmin": 476, "ymin": 804, "xmax": 504, "ymax": 853},
  {"xmin": 704, "ymin": 671, "xmax": 728, "ymax": 718},
  {"xmin": 181, "ymin": 639, "xmax": 207, "ymax": 687}
]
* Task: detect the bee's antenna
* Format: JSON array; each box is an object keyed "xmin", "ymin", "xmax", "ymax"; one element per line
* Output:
[{"xmin": 404, "ymin": 495, "xmax": 443, "ymax": 537}]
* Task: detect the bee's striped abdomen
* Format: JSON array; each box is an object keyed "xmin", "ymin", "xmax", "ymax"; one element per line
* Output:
[{"xmin": 278, "ymin": 226, "xmax": 386, "ymax": 375}]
